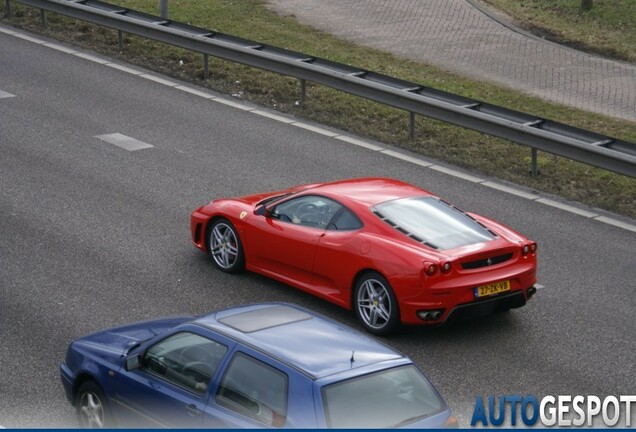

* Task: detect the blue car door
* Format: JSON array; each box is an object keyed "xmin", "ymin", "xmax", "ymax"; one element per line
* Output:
[
  {"xmin": 112, "ymin": 328, "xmax": 234, "ymax": 428},
  {"xmin": 200, "ymin": 346, "xmax": 317, "ymax": 428}
]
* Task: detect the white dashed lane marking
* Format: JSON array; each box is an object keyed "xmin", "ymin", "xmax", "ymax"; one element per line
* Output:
[
  {"xmin": 140, "ymin": 74, "xmax": 178, "ymax": 86},
  {"xmin": 381, "ymin": 149, "xmax": 434, "ymax": 167},
  {"xmin": 429, "ymin": 164, "xmax": 484, "ymax": 183},
  {"xmin": 253, "ymin": 110, "xmax": 295, "ymax": 124},
  {"xmin": 73, "ymin": 52, "xmax": 110, "ymax": 64},
  {"xmin": 95, "ymin": 133, "xmax": 154, "ymax": 151},
  {"xmin": 595, "ymin": 216, "xmax": 636, "ymax": 233},
  {"xmin": 292, "ymin": 122, "xmax": 339, "ymax": 137},
  {"xmin": 175, "ymin": 85, "xmax": 217, "ymax": 99},
  {"xmin": 335, "ymin": 135, "xmax": 384, "ymax": 151},
  {"xmin": 13, "ymin": 33, "xmax": 45, "ymax": 44},
  {"xmin": 0, "ymin": 26, "xmax": 17, "ymax": 35},
  {"xmin": 43, "ymin": 42, "xmax": 76, "ymax": 54},
  {"xmin": 481, "ymin": 181, "xmax": 540, "ymax": 200},
  {"xmin": 536, "ymin": 198, "xmax": 599, "ymax": 218},
  {"xmin": 214, "ymin": 97, "xmax": 254, "ymax": 111},
  {"xmin": 0, "ymin": 90, "xmax": 16, "ymax": 99},
  {"xmin": 106, "ymin": 63, "xmax": 143, "ymax": 75}
]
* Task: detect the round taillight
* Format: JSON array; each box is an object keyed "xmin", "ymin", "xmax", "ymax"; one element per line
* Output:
[
  {"xmin": 441, "ymin": 262, "xmax": 451, "ymax": 273},
  {"xmin": 424, "ymin": 262, "xmax": 438, "ymax": 276},
  {"xmin": 522, "ymin": 243, "xmax": 537, "ymax": 256}
]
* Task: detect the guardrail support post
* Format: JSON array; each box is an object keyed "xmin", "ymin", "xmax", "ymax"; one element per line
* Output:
[
  {"xmin": 203, "ymin": 54, "xmax": 209, "ymax": 80},
  {"xmin": 159, "ymin": 0, "xmax": 168, "ymax": 18},
  {"xmin": 40, "ymin": 8, "xmax": 45, "ymax": 27},
  {"xmin": 531, "ymin": 148, "xmax": 538, "ymax": 177},
  {"xmin": 409, "ymin": 112, "xmax": 415, "ymax": 141},
  {"xmin": 118, "ymin": 30, "xmax": 123, "ymax": 50},
  {"xmin": 299, "ymin": 79, "xmax": 306, "ymax": 104},
  {"xmin": 4, "ymin": 0, "xmax": 10, "ymax": 18}
]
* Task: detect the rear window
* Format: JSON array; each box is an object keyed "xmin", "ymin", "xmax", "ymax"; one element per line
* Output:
[
  {"xmin": 373, "ymin": 196, "xmax": 495, "ymax": 249},
  {"xmin": 322, "ymin": 365, "xmax": 444, "ymax": 428}
]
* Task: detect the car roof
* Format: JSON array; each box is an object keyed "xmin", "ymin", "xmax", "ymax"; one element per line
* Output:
[
  {"xmin": 299, "ymin": 177, "xmax": 432, "ymax": 208},
  {"xmin": 194, "ymin": 303, "xmax": 404, "ymax": 379}
]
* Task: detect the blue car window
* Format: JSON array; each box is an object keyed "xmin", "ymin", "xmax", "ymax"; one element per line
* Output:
[
  {"xmin": 216, "ymin": 352, "xmax": 288, "ymax": 426},
  {"xmin": 322, "ymin": 365, "xmax": 444, "ymax": 428},
  {"xmin": 142, "ymin": 332, "xmax": 227, "ymax": 395}
]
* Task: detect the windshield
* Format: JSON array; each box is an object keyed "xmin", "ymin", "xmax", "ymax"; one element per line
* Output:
[
  {"xmin": 373, "ymin": 196, "xmax": 495, "ymax": 249},
  {"xmin": 258, "ymin": 192, "xmax": 293, "ymax": 208},
  {"xmin": 322, "ymin": 365, "xmax": 444, "ymax": 428}
]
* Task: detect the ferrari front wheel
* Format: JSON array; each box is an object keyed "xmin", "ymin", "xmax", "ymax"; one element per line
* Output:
[
  {"xmin": 354, "ymin": 272, "xmax": 400, "ymax": 335},
  {"xmin": 208, "ymin": 218, "xmax": 245, "ymax": 273}
]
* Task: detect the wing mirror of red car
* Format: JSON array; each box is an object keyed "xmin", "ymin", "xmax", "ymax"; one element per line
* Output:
[
  {"xmin": 125, "ymin": 354, "xmax": 142, "ymax": 371},
  {"xmin": 255, "ymin": 204, "xmax": 268, "ymax": 216}
]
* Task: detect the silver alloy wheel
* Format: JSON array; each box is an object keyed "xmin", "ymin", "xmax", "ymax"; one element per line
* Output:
[
  {"xmin": 78, "ymin": 391, "xmax": 105, "ymax": 428},
  {"xmin": 210, "ymin": 222, "xmax": 239, "ymax": 270},
  {"xmin": 356, "ymin": 278, "xmax": 392, "ymax": 329}
]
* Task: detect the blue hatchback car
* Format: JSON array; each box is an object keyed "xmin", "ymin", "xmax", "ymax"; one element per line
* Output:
[{"xmin": 60, "ymin": 303, "xmax": 456, "ymax": 428}]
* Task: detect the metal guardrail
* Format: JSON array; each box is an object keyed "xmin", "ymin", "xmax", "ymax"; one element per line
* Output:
[{"xmin": 6, "ymin": 0, "xmax": 636, "ymax": 178}]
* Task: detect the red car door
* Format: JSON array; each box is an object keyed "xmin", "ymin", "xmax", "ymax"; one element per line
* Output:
[
  {"xmin": 311, "ymin": 205, "xmax": 366, "ymax": 305},
  {"xmin": 246, "ymin": 215, "xmax": 322, "ymax": 286},
  {"xmin": 312, "ymin": 230, "xmax": 361, "ymax": 303}
]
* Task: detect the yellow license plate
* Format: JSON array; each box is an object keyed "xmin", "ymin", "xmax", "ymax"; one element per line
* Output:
[{"xmin": 474, "ymin": 280, "xmax": 511, "ymax": 298}]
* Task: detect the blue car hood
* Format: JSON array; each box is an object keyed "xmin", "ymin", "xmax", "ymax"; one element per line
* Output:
[{"xmin": 73, "ymin": 315, "xmax": 193, "ymax": 357}]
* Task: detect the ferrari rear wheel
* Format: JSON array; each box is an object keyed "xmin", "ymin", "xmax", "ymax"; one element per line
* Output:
[
  {"xmin": 76, "ymin": 381, "xmax": 112, "ymax": 428},
  {"xmin": 354, "ymin": 272, "xmax": 400, "ymax": 335},
  {"xmin": 208, "ymin": 218, "xmax": 245, "ymax": 273}
]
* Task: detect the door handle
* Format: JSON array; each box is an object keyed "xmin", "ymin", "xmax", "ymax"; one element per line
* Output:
[{"xmin": 185, "ymin": 404, "xmax": 202, "ymax": 416}]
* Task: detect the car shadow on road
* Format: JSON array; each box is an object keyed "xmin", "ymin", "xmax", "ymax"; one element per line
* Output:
[{"xmin": 190, "ymin": 251, "xmax": 525, "ymax": 344}]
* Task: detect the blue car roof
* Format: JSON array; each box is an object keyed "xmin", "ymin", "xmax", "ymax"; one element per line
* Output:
[{"xmin": 194, "ymin": 303, "xmax": 404, "ymax": 379}]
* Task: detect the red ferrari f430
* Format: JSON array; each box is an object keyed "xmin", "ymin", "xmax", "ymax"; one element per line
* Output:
[{"xmin": 191, "ymin": 178, "xmax": 537, "ymax": 334}]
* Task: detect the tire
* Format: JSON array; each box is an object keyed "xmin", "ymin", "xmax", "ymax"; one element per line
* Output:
[
  {"xmin": 208, "ymin": 218, "xmax": 245, "ymax": 273},
  {"xmin": 75, "ymin": 380, "xmax": 112, "ymax": 429},
  {"xmin": 354, "ymin": 272, "xmax": 400, "ymax": 335}
]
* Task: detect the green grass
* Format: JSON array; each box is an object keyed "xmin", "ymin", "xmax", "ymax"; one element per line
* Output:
[
  {"xmin": 1, "ymin": 0, "xmax": 635, "ymax": 218},
  {"xmin": 481, "ymin": 0, "xmax": 636, "ymax": 62}
]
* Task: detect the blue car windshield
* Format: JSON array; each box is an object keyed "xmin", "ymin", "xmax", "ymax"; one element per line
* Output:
[
  {"xmin": 373, "ymin": 196, "xmax": 495, "ymax": 249},
  {"xmin": 322, "ymin": 365, "xmax": 444, "ymax": 428}
]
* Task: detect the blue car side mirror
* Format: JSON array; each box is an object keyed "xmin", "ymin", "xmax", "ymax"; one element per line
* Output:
[{"xmin": 125, "ymin": 354, "xmax": 141, "ymax": 371}]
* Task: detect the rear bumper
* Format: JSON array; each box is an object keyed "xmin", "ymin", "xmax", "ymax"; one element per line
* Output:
[
  {"xmin": 59, "ymin": 363, "xmax": 75, "ymax": 405},
  {"xmin": 400, "ymin": 284, "xmax": 537, "ymax": 326},
  {"xmin": 444, "ymin": 288, "xmax": 533, "ymax": 324}
]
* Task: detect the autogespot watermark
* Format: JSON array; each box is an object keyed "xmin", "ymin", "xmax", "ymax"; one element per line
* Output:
[{"xmin": 471, "ymin": 395, "xmax": 636, "ymax": 427}]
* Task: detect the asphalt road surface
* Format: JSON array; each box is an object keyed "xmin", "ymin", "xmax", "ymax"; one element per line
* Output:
[{"xmin": 1, "ymin": 29, "xmax": 634, "ymax": 427}]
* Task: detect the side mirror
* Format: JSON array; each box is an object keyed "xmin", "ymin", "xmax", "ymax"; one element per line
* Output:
[
  {"xmin": 254, "ymin": 204, "xmax": 267, "ymax": 216},
  {"xmin": 125, "ymin": 354, "xmax": 142, "ymax": 371}
]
